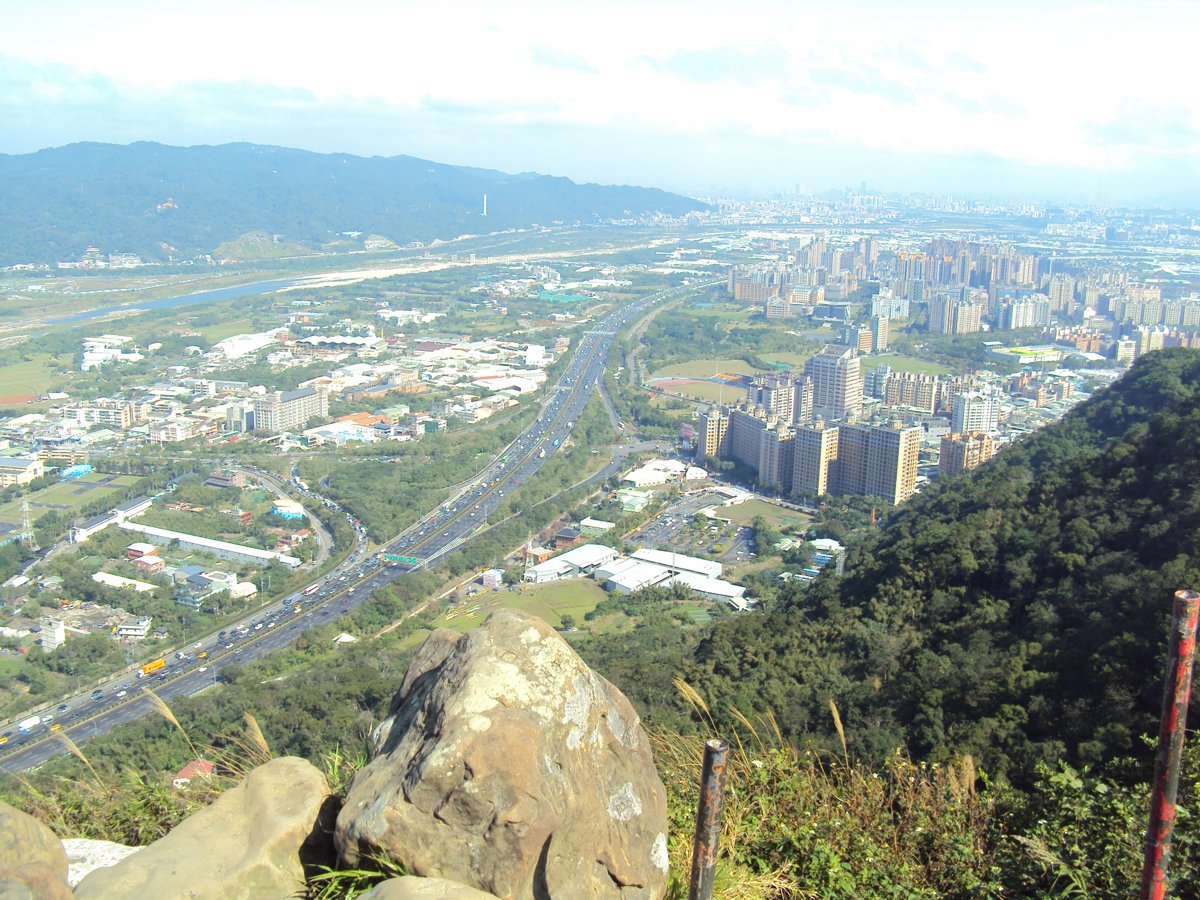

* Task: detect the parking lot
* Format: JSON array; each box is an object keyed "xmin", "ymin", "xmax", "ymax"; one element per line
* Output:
[{"xmin": 630, "ymin": 490, "xmax": 758, "ymax": 564}]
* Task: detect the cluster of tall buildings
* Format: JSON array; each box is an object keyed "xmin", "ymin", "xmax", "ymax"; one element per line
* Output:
[
  {"xmin": 698, "ymin": 404, "xmax": 920, "ymax": 506},
  {"xmin": 692, "ymin": 338, "xmax": 1015, "ymax": 503},
  {"xmin": 695, "ymin": 345, "xmax": 922, "ymax": 506}
]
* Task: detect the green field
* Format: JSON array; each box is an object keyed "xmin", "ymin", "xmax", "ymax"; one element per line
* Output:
[
  {"xmin": 862, "ymin": 354, "xmax": 952, "ymax": 376},
  {"xmin": 196, "ymin": 319, "xmax": 254, "ymax": 342},
  {"xmin": 0, "ymin": 355, "xmax": 62, "ymax": 401},
  {"xmin": 662, "ymin": 382, "xmax": 747, "ymax": 404},
  {"xmin": 433, "ymin": 579, "xmax": 607, "ymax": 632},
  {"xmin": 653, "ymin": 358, "xmax": 765, "ymax": 378},
  {"xmin": 0, "ymin": 472, "xmax": 139, "ymax": 527},
  {"xmin": 723, "ymin": 498, "xmax": 812, "ymax": 530}
]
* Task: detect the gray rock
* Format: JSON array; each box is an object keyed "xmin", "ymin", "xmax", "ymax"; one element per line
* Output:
[
  {"xmin": 336, "ymin": 609, "xmax": 669, "ymax": 899},
  {"xmin": 0, "ymin": 800, "xmax": 71, "ymax": 899},
  {"xmin": 361, "ymin": 876, "xmax": 500, "ymax": 899},
  {"xmin": 0, "ymin": 862, "xmax": 73, "ymax": 900},
  {"xmin": 0, "ymin": 800, "xmax": 68, "ymax": 877},
  {"xmin": 60, "ymin": 838, "xmax": 141, "ymax": 888},
  {"xmin": 75, "ymin": 757, "xmax": 335, "ymax": 900}
]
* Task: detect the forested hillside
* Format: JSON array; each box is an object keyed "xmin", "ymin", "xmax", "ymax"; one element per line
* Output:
[
  {"xmin": 674, "ymin": 349, "xmax": 1200, "ymax": 783},
  {"xmin": 0, "ymin": 142, "xmax": 707, "ymax": 264}
]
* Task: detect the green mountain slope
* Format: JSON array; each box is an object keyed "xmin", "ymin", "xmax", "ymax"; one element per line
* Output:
[
  {"xmin": 687, "ymin": 349, "xmax": 1200, "ymax": 782},
  {"xmin": 0, "ymin": 141, "xmax": 708, "ymax": 265}
]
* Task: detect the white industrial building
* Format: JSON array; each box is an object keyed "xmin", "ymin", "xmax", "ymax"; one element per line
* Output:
[
  {"xmin": 119, "ymin": 522, "xmax": 301, "ymax": 568},
  {"xmin": 666, "ymin": 572, "xmax": 748, "ymax": 610},
  {"xmin": 631, "ymin": 548, "xmax": 723, "ymax": 578},
  {"xmin": 522, "ymin": 543, "xmax": 618, "ymax": 583},
  {"xmin": 620, "ymin": 459, "xmax": 708, "ymax": 488},
  {"xmin": 595, "ymin": 554, "xmax": 745, "ymax": 608},
  {"xmin": 599, "ymin": 559, "xmax": 674, "ymax": 594},
  {"xmin": 69, "ymin": 495, "xmax": 153, "ymax": 543}
]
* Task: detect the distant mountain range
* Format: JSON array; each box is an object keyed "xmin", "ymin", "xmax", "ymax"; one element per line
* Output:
[{"xmin": 0, "ymin": 142, "xmax": 708, "ymax": 266}]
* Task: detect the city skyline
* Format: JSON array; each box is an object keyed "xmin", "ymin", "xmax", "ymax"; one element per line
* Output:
[{"xmin": 1, "ymin": 0, "xmax": 1197, "ymax": 205}]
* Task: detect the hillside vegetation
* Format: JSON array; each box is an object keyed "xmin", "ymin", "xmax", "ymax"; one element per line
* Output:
[
  {"xmin": 0, "ymin": 141, "xmax": 707, "ymax": 264},
  {"xmin": 672, "ymin": 348, "xmax": 1200, "ymax": 783}
]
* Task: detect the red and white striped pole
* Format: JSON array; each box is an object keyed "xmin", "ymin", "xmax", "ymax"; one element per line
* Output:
[{"xmin": 1141, "ymin": 589, "xmax": 1200, "ymax": 900}]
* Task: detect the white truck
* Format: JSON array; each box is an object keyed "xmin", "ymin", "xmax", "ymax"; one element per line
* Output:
[{"xmin": 17, "ymin": 715, "xmax": 40, "ymax": 733}]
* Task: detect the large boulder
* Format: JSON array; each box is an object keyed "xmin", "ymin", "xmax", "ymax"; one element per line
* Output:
[
  {"xmin": 0, "ymin": 800, "xmax": 71, "ymax": 899},
  {"xmin": 336, "ymin": 609, "xmax": 669, "ymax": 899},
  {"xmin": 75, "ymin": 757, "xmax": 335, "ymax": 900}
]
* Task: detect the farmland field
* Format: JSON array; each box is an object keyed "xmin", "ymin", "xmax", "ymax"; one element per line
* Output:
[{"xmin": 0, "ymin": 472, "xmax": 139, "ymax": 529}]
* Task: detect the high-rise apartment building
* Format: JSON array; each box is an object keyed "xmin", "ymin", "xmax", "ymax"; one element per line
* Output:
[
  {"xmin": 747, "ymin": 374, "xmax": 794, "ymax": 424},
  {"xmin": 757, "ymin": 426, "xmax": 796, "ymax": 492},
  {"xmin": 792, "ymin": 422, "xmax": 840, "ymax": 496},
  {"xmin": 695, "ymin": 407, "xmax": 729, "ymax": 461},
  {"xmin": 792, "ymin": 377, "xmax": 814, "ymax": 426},
  {"xmin": 840, "ymin": 423, "xmax": 920, "ymax": 506},
  {"xmin": 253, "ymin": 387, "xmax": 328, "ymax": 434},
  {"xmin": 939, "ymin": 432, "xmax": 995, "ymax": 475},
  {"xmin": 870, "ymin": 315, "xmax": 889, "ymax": 352},
  {"xmin": 883, "ymin": 372, "xmax": 939, "ymax": 414},
  {"xmin": 928, "ymin": 296, "xmax": 984, "ymax": 335},
  {"xmin": 1001, "ymin": 296, "xmax": 1052, "ymax": 330},
  {"xmin": 804, "ymin": 345, "xmax": 863, "ymax": 422},
  {"xmin": 1047, "ymin": 275, "xmax": 1076, "ymax": 313},
  {"xmin": 746, "ymin": 373, "xmax": 814, "ymax": 427},
  {"xmin": 951, "ymin": 392, "xmax": 1001, "ymax": 434},
  {"xmin": 792, "ymin": 421, "xmax": 919, "ymax": 505}
]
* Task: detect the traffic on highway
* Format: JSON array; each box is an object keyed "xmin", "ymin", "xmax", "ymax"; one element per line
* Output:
[{"xmin": 0, "ymin": 282, "xmax": 711, "ymax": 774}]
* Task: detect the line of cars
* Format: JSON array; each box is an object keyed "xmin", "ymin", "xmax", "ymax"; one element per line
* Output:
[{"xmin": 0, "ymin": 284, "xmax": 709, "ymax": 767}]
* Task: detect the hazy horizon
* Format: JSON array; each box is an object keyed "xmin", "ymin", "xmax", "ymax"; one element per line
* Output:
[{"xmin": 3, "ymin": 0, "xmax": 1197, "ymax": 207}]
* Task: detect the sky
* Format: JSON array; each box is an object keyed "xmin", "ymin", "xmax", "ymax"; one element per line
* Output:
[{"xmin": 1, "ymin": 0, "xmax": 1197, "ymax": 205}]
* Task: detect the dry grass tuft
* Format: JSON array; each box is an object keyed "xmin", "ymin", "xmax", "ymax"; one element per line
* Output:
[{"xmin": 653, "ymin": 680, "xmax": 998, "ymax": 898}]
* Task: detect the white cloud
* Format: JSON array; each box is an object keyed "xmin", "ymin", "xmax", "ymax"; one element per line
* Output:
[{"xmin": 0, "ymin": 0, "xmax": 1197, "ymax": 197}]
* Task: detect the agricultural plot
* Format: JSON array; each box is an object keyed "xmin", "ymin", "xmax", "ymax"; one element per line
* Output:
[{"xmin": 0, "ymin": 472, "xmax": 139, "ymax": 530}]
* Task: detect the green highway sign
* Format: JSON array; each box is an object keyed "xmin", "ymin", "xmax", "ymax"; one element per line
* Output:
[{"xmin": 383, "ymin": 554, "xmax": 421, "ymax": 565}]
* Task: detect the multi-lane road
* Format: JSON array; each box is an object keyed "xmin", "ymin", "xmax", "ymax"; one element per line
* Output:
[{"xmin": 0, "ymin": 281, "xmax": 713, "ymax": 774}]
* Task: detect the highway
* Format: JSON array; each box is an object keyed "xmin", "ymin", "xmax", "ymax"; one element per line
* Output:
[{"xmin": 0, "ymin": 281, "xmax": 714, "ymax": 775}]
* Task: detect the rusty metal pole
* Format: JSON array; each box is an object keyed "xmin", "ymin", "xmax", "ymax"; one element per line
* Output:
[
  {"xmin": 689, "ymin": 738, "xmax": 730, "ymax": 900},
  {"xmin": 1141, "ymin": 589, "xmax": 1200, "ymax": 900}
]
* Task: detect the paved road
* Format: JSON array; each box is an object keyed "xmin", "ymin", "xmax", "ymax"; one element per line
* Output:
[{"xmin": 0, "ymin": 281, "xmax": 714, "ymax": 775}]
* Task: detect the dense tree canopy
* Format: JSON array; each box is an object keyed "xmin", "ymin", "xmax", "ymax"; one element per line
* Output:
[{"xmin": 669, "ymin": 349, "xmax": 1200, "ymax": 783}]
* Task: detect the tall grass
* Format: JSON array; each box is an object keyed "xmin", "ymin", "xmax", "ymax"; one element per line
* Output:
[
  {"xmin": 654, "ymin": 679, "xmax": 1000, "ymax": 898},
  {"xmin": 1, "ymin": 693, "xmax": 277, "ymax": 847}
]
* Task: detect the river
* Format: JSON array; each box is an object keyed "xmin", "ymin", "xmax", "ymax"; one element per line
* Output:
[{"xmin": 47, "ymin": 276, "xmax": 302, "ymax": 324}]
